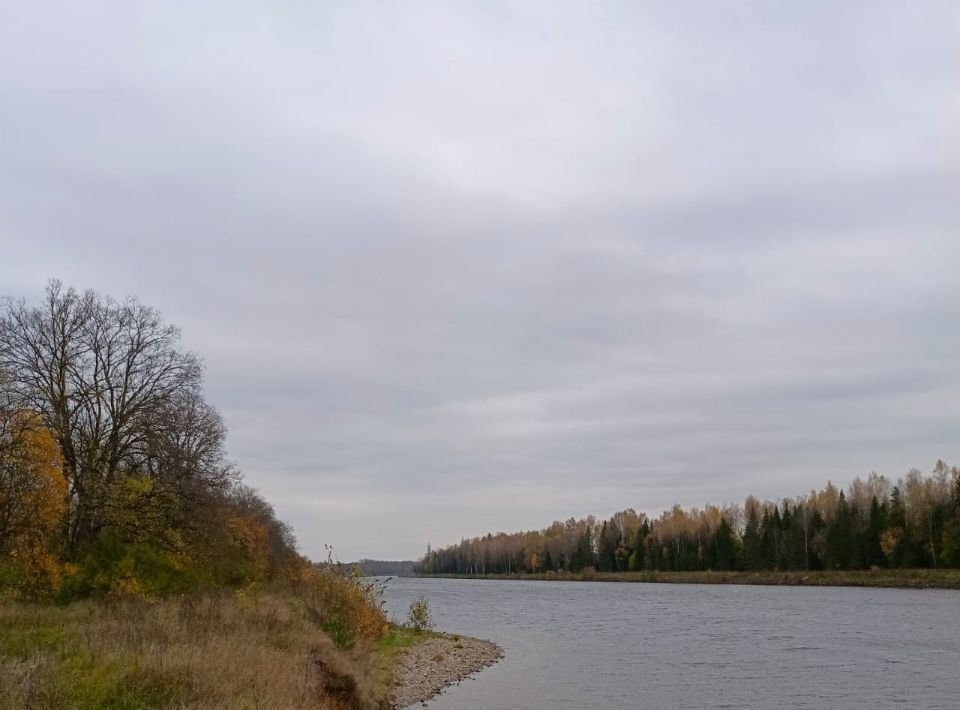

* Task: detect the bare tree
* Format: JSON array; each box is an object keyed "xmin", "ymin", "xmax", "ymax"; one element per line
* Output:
[
  {"xmin": 143, "ymin": 389, "xmax": 235, "ymax": 495},
  {"xmin": 0, "ymin": 281, "xmax": 203, "ymax": 554}
]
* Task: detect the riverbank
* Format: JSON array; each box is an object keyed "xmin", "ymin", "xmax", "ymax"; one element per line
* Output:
[
  {"xmin": 0, "ymin": 593, "xmax": 500, "ymax": 710},
  {"xmin": 0, "ymin": 593, "xmax": 388, "ymax": 709},
  {"xmin": 389, "ymin": 634, "xmax": 501, "ymax": 708},
  {"xmin": 416, "ymin": 568, "xmax": 960, "ymax": 589}
]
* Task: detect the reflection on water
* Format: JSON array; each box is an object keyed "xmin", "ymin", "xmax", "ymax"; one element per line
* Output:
[{"xmin": 382, "ymin": 577, "xmax": 960, "ymax": 709}]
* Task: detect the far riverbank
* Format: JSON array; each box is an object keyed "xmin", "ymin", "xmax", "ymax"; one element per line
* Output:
[{"xmin": 415, "ymin": 567, "xmax": 960, "ymax": 589}]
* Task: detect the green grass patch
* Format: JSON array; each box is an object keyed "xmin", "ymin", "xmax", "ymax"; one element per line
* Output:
[
  {"xmin": 0, "ymin": 603, "xmax": 169, "ymax": 710},
  {"xmin": 0, "ymin": 620, "xmax": 67, "ymax": 659},
  {"xmin": 371, "ymin": 624, "xmax": 438, "ymax": 696},
  {"xmin": 51, "ymin": 653, "xmax": 184, "ymax": 710}
]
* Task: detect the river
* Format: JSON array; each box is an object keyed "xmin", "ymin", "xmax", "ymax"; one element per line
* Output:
[{"xmin": 381, "ymin": 577, "xmax": 960, "ymax": 709}]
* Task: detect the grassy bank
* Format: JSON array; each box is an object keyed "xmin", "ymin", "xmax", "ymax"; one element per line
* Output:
[
  {"xmin": 0, "ymin": 592, "xmax": 427, "ymax": 710},
  {"xmin": 372, "ymin": 625, "xmax": 435, "ymax": 699},
  {"xmin": 417, "ymin": 568, "xmax": 960, "ymax": 589}
]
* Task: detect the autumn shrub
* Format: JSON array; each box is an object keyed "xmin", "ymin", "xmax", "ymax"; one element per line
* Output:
[
  {"xmin": 57, "ymin": 537, "xmax": 202, "ymax": 602},
  {"xmin": 0, "ymin": 411, "xmax": 67, "ymax": 598},
  {"xmin": 0, "ymin": 547, "xmax": 64, "ymax": 600},
  {"xmin": 405, "ymin": 595, "xmax": 433, "ymax": 633},
  {"xmin": 298, "ymin": 566, "xmax": 387, "ymax": 650}
]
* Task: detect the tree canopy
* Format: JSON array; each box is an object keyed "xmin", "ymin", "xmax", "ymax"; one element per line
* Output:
[
  {"xmin": 0, "ymin": 281, "xmax": 300, "ymax": 598},
  {"xmin": 418, "ymin": 464, "xmax": 960, "ymax": 576}
]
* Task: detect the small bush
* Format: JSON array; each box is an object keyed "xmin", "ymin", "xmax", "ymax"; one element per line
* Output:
[
  {"xmin": 298, "ymin": 566, "xmax": 387, "ymax": 649},
  {"xmin": 406, "ymin": 595, "xmax": 433, "ymax": 633}
]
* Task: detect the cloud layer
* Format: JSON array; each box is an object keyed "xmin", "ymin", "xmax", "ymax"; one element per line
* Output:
[{"xmin": 2, "ymin": 1, "xmax": 958, "ymax": 559}]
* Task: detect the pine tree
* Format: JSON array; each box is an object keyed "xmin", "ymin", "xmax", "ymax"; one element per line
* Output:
[
  {"xmin": 779, "ymin": 502, "xmax": 794, "ymax": 569},
  {"xmin": 628, "ymin": 521, "xmax": 648, "ymax": 571},
  {"xmin": 825, "ymin": 490, "xmax": 854, "ymax": 569},
  {"xmin": 883, "ymin": 485, "xmax": 911, "ymax": 568},
  {"xmin": 808, "ymin": 509, "xmax": 826, "ymax": 570},
  {"xmin": 759, "ymin": 509, "xmax": 783, "ymax": 569},
  {"xmin": 570, "ymin": 525, "xmax": 594, "ymax": 571},
  {"xmin": 712, "ymin": 518, "xmax": 738, "ymax": 571},
  {"xmin": 742, "ymin": 506, "xmax": 761, "ymax": 571},
  {"xmin": 597, "ymin": 521, "xmax": 619, "ymax": 572},
  {"xmin": 783, "ymin": 502, "xmax": 809, "ymax": 570},
  {"xmin": 864, "ymin": 496, "xmax": 887, "ymax": 567},
  {"xmin": 941, "ymin": 471, "xmax": 960, "ymax": 567}
]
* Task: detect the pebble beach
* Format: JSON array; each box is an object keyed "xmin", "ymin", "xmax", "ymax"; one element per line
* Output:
[{"xmin": 390, "ymin": 635, "xmax": 502, "ymax": 708}]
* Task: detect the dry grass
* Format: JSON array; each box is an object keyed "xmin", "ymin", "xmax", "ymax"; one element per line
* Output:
[
  {"xmin": 0, "ymin": 591, "xmax": 392, "ymax": 710},
  {"xmin": 296, "ymin": 568, "xmax": 387, "ymax": 650}
]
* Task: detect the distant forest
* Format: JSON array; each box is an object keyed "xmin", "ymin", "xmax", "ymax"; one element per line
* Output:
[
  {"xmin": 417, "ymin": 463, "xmax": 960, "ymax": 575},
  {"xmin": 354, "ymin": 560, "xmax": 416, "ymax": 577}
]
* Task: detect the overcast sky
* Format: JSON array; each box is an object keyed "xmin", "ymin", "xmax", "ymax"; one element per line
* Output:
[{"xmin": 2, "ymin": 2, "xmax": 958, "ymax": 560}]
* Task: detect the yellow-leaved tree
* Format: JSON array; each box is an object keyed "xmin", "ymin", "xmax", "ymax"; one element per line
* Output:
[{"xmin": 0, "ymin": 410, "xmax": 67, "ymax": 596}]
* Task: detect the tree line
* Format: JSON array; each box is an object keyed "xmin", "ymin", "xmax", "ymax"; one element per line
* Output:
[
  {"xmin": 417, "ymin": 463, "xmax": 960, "ymax": 575},
  {"xmin": 0, "ymin": 281, "xmax": 300, "ymax": 598}
]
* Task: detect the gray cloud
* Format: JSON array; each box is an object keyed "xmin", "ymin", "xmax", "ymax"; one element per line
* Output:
[{"xmin": 2, "ymin": 1, "xmax": 958, "ymax": 559}]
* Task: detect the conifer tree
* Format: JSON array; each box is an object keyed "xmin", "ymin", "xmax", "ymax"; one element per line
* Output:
[
  {"xmin": 825, "ymin": 491, "xmax": 855, "ymax": 569},
  {"xmin": 742, "ymin": 506, "xmax": 762, "ymax": 571},
  {"xmin": 864, "ymin": 496, "xmax": 887, "ymax": 567},
  {"xmin": 597, "ymin": 521, "xmax": 617, "ymax": 572}
]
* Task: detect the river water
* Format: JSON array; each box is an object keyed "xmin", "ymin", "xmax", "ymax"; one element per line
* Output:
[{"xmin": 381, "ymin": 577, "xmax": 960, "ymax": 709}]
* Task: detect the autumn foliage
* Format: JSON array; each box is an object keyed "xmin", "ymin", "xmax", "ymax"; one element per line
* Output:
[
  {"xmin": 0, "ymin": 411, "xmax": 67, "ymax": 595},
  {"xmin": 296, "ymin": 564, "xmax": 388, "ymax": 650},
  {"xmin": 420, "ymin": 462, "xmax": 960, "ymax": 576},
  {"xmin": 0, "ymin": 283, "xmax": 303, "ymax": 600},
  {"xmin": 0, "ymin": 283, "xmax": 392, "ymax": 710}
]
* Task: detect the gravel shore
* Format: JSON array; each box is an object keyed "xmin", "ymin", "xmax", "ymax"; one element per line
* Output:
[{"xmin": 390, "ymin": 634, "xmax": 502, "ymax": 708}]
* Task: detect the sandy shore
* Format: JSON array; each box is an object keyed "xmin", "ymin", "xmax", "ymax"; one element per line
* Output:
[{"xmin": 390, "ymin": 634, "xmax": 502, "ymax": 708}]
